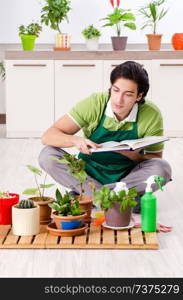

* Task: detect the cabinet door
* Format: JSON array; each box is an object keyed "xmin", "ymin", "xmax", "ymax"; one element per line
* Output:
[
  {"xmin": 6, "ymin": 60, "xmax": 54, "ymax": 137},
  {"xmin": 55, "ymin": 60, "xmax": 103, "ymax": 120},
  {"xmin": 152, "ymin": 60, "xmax": 183, "ymax": 136},
  {"xmin": 103, "ymin": 60, "xmax": 152, "ymax": 99}
]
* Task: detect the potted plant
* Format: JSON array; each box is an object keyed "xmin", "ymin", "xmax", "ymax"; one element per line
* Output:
[
  {"xmin": 52, "ymin": 154, "xmax": 93, "ymax": 222},
  {"xmin": 0, "ymin": 191, "xmax": 19, "ymax": 225},
  {"xmin": 49, "ymin": 188, "xmax": 87, "ymax": 230},
  {"xmin": 18, "ymin": 22, "xmax": 42, "ymax": 51},
  {"xmin": 93, "ymin": 186, "xmax": 138, "ymax": 228},
  {"xmin": 0, "ymin": 61, "xmax": 5, "ymax": 80},
  {"xmin": 22, "ymin": 165, "xmax": 55, "ymax": 224},
  {"xmin": 82, "ymin": 24, "xmax": 101, "ymax": 50},
  {"xmin": 139, "ymin": 0, "xmax": 168, "ymax": 51},
  {"xmin": 12, "ymin": 199, "xmax": 40, "ymax": 236},
  {"xmin": 101, "ymin": 0, "xmax": 136, "ymax": 50},
  {"xmin": 41, "ymin": 0, "xmax": 72, "ymax": 51}
]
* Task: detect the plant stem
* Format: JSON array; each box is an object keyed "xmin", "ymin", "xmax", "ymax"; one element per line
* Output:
[
  {"xmin": 42, "ymin": 173, "xmax": 47, "ymax": 198},
  {"xmin": 34, "ymin": 173, "xmax": 42, "ymax": 198},
  {"xmin": 116, "ymin": 24, "xmax": 121, "ymax": 36},
  {"xmin": 153, "ymin": 22, "xmax": 156, "ymax": 34},
  {"xmin": 80, "ymin": 183, "xmax": 83, "ymax": 199}
]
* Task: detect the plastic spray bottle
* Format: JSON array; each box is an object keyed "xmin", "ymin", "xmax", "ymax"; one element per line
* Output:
[{"xmin": 141, "ymin": 175, "xmax": 164, "ymax": 232}]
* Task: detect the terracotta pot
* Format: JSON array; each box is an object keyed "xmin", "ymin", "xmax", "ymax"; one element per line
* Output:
[
  {"xmin": 74, "ymin": 195, "xmax": 93, "ymax": 223},
  {"xmin": 172, "ymin": 33, "xmax": 183, "ymax": 50},
  {"xmin": 12, "ymin": 204, "xmax": 40, "ymax": 236},
  {"xmin": 105, "ymin": 202, "xmax": 132, "ymax": 227},
  {"xmin": 111, "ymin": 36, "xmax": 128, "ymax": 50},
  {"xmin": 52, "ymin": 211, "xmax": 87, "ymax": 230},
  {"xmin": 47, "ymin": 222, "xmax": 87, "ymax": 237},
  {"xmin": 29, "ymin": 196, "xmax": 54, "ymax": 224},
  {"xmin": 53, "ymin": 33, "xmax": 71, "ymax": 51},
  {"xmin": 146, "ymin": 34, "xmax": 162, "ymax": 51}
]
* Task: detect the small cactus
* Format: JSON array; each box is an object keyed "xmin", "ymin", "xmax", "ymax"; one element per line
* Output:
[{"xmin": 17, "ymin": 199, "xmax": 35, "ymax": 209}]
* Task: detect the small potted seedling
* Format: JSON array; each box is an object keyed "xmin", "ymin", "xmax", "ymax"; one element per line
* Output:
[
  {"xmin": 82, "ymin": 24, "xmax": 101, "ymax": 50},
  {"xmin": 52, "ymin": 154, "xmax": 93, "ymax": 222},
  {"xmin": 22, "ymin": 165, "xmax": 55, "ymax": 224},
  {"xmin": 18, "ymin": 22, "xmax": 42, "ymax": 51},
  {"xmin": 49, "ymin": 188, "xmax": 87, "ymax": 231},
  {"xmin": 0, "ymin": 191, "xmax": 19, "ymax": 225},
  {"xmin": 93, "ymin": 185, "xmax": 138, "ymax": 227},
  {"xmin": 12, "ymin": 199, "xmax": 40, "ymax": 236}
]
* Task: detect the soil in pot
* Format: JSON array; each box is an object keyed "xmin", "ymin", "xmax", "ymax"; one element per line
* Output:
[
  {"xmin": 105, "ymin": 202, "xmax": 132, "ymax": 227},
  {"xmin": 52, "ymin": 211, "xmax": 87, "ymax": 230},
  {"xmin": 29, "ymin": 196, "xmax": 54, "ymax": 224}
]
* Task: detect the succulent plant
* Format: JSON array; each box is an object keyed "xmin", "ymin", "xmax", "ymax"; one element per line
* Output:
[{"xmin": 17, "ymin": 199, "xmax": 35, "ymax": 209}]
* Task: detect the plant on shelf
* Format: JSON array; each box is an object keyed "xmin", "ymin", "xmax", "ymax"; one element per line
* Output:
[
  {"xmin": 49, "ymin": 188, "xmax": 86, "ymax": 230},
  {"xmin": 0, "ymin": 191, "xmax": 19, "ymax": 225},
  {"xmin": 82, "ymin": 24, "xmax": 101, "ymax": 50},
  {"xmin": 22, "ymin": 165, "xmax": 55, "ymax": 224},
  {"xmin": 52, "ymin": 154, "xmax": 93, "ymax": 222},
  {"xmin": 12, "ymin": 199, "xmax": 40, "ymax": 236},
  {"xmin": 93, "ymin": 185, "xmax": 138, "ymax": 228},
  {"xmin": 138, "ymin": 0, "xmax": 168, "ymax": 50},
  {"xmin": 0, "ymin": 61, "xmax": 5, "ymax": 80},
  {"xmin": 18, "ymin": 22, "xmax": 42, "ymax": 51},
  {"xmin": 41, "ymin": 0, "xmax": 72, "ymax": 50},
  {"xmin": 101, "ymin": 0, "xmax": 136, "ymax": 50}
]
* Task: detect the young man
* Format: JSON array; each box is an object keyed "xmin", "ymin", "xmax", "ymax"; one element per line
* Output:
[{"xmin": 38, "ymin": 61, "xmax": 172, "ymax": 219}]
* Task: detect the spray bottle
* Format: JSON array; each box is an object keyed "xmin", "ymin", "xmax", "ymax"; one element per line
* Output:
[{"xmin": 141, "ymin": 175, "xmax": 164, "ymax": 232}]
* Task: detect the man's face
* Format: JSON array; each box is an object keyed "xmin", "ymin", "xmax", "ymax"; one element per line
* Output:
[{"xmin": 110, "ymin": 77, "xmax": 142, "ymax": 121}]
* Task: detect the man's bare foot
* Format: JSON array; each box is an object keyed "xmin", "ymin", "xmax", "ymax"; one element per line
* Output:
[{"xmin": 132, "ymin": 213, "xmax": 172, "ymax": 233}]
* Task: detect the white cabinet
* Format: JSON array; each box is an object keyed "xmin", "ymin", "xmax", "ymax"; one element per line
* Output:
[
  {"xmin": 103, "ymin": 60, "xmax": 152, "ymax": 99},
  {"xmin": 55, "ymin": 60, "xmax": 103, "ymax": 120},
  {"xmin": 152, "ymin": 60, "xmax": 183, "ymax": 136},
  {"xmin": 6, "ymin": 60, "xmax": 54, "ymax": 137}
]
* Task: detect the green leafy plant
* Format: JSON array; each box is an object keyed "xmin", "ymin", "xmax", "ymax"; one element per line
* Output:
[
  {"xmin": 139, "ymin": 0, "xmax": 168, "ymax": 34},
  {"xmin": 49, "ymin": 188, "xmax": 84, "ymax": 216},
  {"xmin": 0, "ymin": 61, "xmax": 5, "ymax": 80},
  {"xmin": 101, "ymin": 1, "xmax": 136, "ymax": 37},
  {"xmin": 22, "ymin": 165, "xmax": 54, "ymax": 200},
  {"xmin": 52, "ymin": 154, "xmax": 88, "ymax": 198},
  {"xmin": 93, "ymin": 186, "xmax": 137, "ymax": 212},
  {"xmin": 16, "ymin": 199, "xmax": 35, "ymax": 209},
  {"xmin": 0, "ymin": 191, "xmax": 15, "ymax": 199},
  {"xmin": 18, "ymin": 23, "xmax": 42, "ymax": 37},
  {"xmin": 82, "ymin": 25, "xmax": 101, "ymax": 40},
  {"xmin": 41, "ymin": 0, "xmax": 71, "ymax": 34}
]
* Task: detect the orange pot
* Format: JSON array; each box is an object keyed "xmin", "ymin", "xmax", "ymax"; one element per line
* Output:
[
  {"xmin": 172, "ymin": 33, "xmax": 183, "ymax": 50},
  {"xmin": 146, "ymin": 34, "xmax": 162, "ymax": 51}
]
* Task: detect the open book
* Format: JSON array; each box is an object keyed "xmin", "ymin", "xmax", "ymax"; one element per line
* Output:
[{"xmin": 91, "ymin": 136, "xmax": 169, "ymax": 153}]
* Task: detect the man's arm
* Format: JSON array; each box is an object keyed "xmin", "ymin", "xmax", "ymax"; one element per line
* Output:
[{"xmin": 115, "ymin": 149, "xmax": 163, "ymax": 162}]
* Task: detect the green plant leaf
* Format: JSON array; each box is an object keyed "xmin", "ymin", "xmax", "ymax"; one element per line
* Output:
[
  {"xmin": 124, "ymin": 22, "xmax": 136, "ymax": 30},
  {"xmin": 55, "ymin": 188, "xmax": 62, "ymax": 203},
  {"xmin": 22, "ymin": 188, "xmax": 39, "ymax": 195},
  {"xmin": 26, "ymin": 165, "xmax": 42, "ymax": 175},
  {"xmin": 40, "ymin": 184, "xmax": 55, "ymax": 188},
  {"xmin": 121, "ymin": 13, "xmax": 136, "ymax": 21}
]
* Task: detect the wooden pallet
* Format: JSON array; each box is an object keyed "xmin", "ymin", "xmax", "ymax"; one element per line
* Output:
[{"xmin": 0, "ymin": 223, "xmax": 159, "ymax": 249}]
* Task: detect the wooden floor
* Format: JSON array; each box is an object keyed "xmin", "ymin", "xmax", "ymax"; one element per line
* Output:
[{"xmin": 0, "ymin": 125, "xmax": 183, "ymax": 277}]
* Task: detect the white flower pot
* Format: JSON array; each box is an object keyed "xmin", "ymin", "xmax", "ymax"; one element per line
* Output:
[
  {"xmin": 12, "ymin": 205, "xmax": 40, "ymax": 236},
  {"xmin": 86, "ymin": 37, "xmax": 99, "ymax": 50}
]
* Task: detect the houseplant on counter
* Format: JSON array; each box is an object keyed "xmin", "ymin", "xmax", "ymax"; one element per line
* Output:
[
  {"xmin": 18, "ymin": 22, "xmax": 42, "ymax": 51},
  {"xmin": 49, "ymin": 188, "xmax": 87, "ymax": 231},
  {"xmin": 93, "ymin": 183, "xmax": 138, "ymax": 228},
  {"xmin": 52, "ymin": 154, "xmax": 93, "ymax": 222},
  {"xmin": 101, "ymin": 0, "xmax": 136, "ymax": 50},
  {"xmin": 0, "ymin": 191, "xmax": 19, "ymax": 225},
  {"xmin": 22, "ymin": 165, "xmax": 55, "ymax": 224},
  {"xmin": 82, "ymin": 24, "xmax": 101, "ymax": 50},
  {"xmin": 139, "ymin": 0, "xmax": 168, "ymax": 50},
  {"xmin": 41, "ymin": 0, "xmax": 71, "ymax": 51},
  {"xmin": 12, "ymin": 199, "xmax": 40, "ymax": 236}
]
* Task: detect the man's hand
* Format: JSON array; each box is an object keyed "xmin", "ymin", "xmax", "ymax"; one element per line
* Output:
[{"xmin": 73, "ymin": 136, "xmax": 102, "ymax": 155}]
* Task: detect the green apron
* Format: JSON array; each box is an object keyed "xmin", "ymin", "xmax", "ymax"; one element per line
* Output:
[{"xmin": 78, "ymin": 112, "xmax": 139, "ymax": 184}]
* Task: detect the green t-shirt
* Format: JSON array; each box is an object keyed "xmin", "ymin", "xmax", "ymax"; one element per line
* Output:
[{"xmin": 68, "ymin": 92, "xmax": 164, "ymax": 153}]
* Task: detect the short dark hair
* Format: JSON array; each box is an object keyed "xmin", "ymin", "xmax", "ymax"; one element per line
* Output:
[{"xmin": 109, "ymin": 61, "xmax": 150, "ymax": 104}]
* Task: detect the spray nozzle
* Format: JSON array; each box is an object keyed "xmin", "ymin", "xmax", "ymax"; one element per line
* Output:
[{"xmin": 154, "ymin": 176, "xmax": 165, "ymax": 191}]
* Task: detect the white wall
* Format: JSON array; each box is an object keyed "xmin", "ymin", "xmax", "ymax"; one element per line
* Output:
[{"xmin": 0, "ymin": 0, "xmax": 182, "ymax": 44}]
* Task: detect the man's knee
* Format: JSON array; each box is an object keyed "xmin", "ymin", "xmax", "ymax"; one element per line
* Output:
[{"xmin": 38, "ymin": 146, "xmax": 65, "ymax": 172}]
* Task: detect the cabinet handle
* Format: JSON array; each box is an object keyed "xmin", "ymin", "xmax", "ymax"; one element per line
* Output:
[
  {"xmin": 13, "ymin": 64, "xmax": 47, "ymax": 67},
  {"xmin": 160, "ymin": 64, "xmax": 183, "ymax": 67},
  {"xmin": 62, "ymin": 64, "xmax": 96, "ymax": 67}
]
